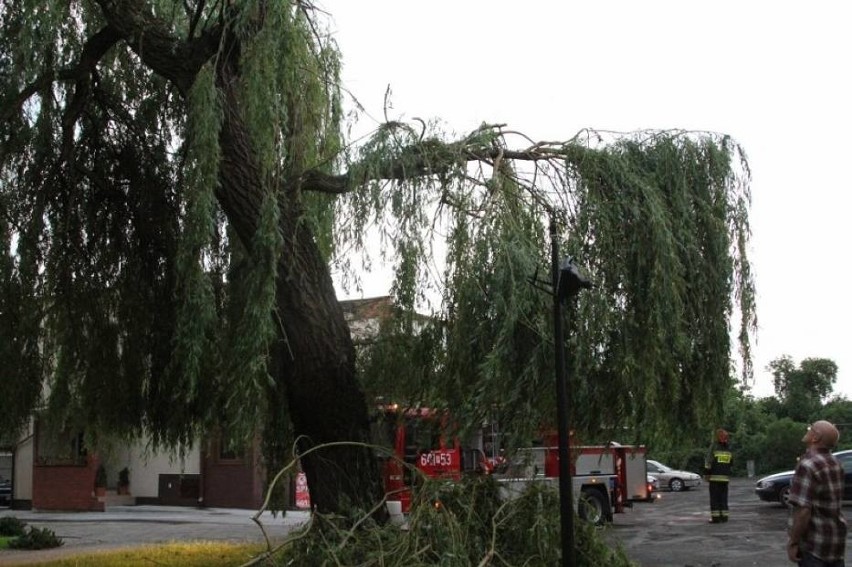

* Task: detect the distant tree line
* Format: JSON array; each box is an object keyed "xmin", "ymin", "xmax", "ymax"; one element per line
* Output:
[{"xmin": 653, "ymin": 356, "xmax": 849, "ymax": 476}]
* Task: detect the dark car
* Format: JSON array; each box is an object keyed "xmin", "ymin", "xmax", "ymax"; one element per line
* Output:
[
  {"xmin": 0, "ymin": 478, "xmax": 10, "ymax": 506},
  {"xmin": 754, "ymin": 449, "xmax": 852, "ymax": 506}
]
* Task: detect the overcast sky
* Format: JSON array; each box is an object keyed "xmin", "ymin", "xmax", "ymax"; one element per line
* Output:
[{"xmin": 321, "ymin": 1, "xmax": 851, "ymax": 399}]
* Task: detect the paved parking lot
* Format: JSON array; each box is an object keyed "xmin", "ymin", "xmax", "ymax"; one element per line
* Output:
[{"xmin": 605, "ymin": 477, "xmax": 852, "ymax": 566}]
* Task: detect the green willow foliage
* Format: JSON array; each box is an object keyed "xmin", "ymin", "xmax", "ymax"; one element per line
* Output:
[
  {"xmin": 283, "ymin": 475, "xmax": 634, "ymax": 566},
  {"xmin": 348, "ymin": 125, "xmax": 754, "ymax": 450},
  {"xmin": 0, "ymin": 1, "xmax": 342, "ymax": 450},
  {"xmin": 564, "ymin": 135, "xmax": 755, "ymax": 447}
]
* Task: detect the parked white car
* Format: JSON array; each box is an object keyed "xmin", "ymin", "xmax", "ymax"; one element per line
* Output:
[{"xmin": 646, "ymin": 459, "xmax": 702, "ymax": 492}]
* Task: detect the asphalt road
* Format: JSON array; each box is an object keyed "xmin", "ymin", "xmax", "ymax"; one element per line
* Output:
[{"xmin": 605, "ymin": 477, "xmax": 852, "ymax": 567}]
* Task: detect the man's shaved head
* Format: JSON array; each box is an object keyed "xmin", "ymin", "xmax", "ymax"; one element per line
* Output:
[{"xmin": 808, "ymin": 420, "xmax": 840, "ymax": 448}]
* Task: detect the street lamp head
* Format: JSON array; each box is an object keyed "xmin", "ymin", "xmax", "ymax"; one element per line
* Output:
[{"xmin": 557, "ymin": 257, "xmax": 592, "ymax": 302}]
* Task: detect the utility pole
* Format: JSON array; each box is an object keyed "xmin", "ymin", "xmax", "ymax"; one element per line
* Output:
[{"xmin": 550, "ymin": 217, "xmax": 592, "ymax": 566}]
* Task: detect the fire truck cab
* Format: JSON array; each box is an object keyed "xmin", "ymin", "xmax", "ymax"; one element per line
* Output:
[{"xmin": 371, "ymin": 405, "xmax": 489, "ymax": 517}]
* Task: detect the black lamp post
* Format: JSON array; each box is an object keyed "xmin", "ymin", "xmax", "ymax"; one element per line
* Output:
[{"xmin": 550, "ymin": 219, "xmax": 592, "ymax": 567}]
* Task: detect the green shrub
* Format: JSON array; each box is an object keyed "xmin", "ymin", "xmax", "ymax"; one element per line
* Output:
[
  {"xmin": 0, "ymin": 516, "xmax": 27, "ymax": 537},
  {"xmin": 119, "ymin": 467, "xmax": 130, "ymax": 487},
  {"xmin": 8, "ymin": 526, "xmax": 64, "ymax": 550},
  {"xmin": 95, "ymin": 464, "xmax": 108, "ymax": 488}
]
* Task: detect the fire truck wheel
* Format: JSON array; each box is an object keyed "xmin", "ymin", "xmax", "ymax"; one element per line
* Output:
[{"xmin": 578, "ymin": 488, "xmax": 609, "ymax": 526}]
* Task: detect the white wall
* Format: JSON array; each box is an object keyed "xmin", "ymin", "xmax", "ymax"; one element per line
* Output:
[
  {"xmin": 117, "ymin": 442, "xmax": 201, "ymax": 498},
  {"xmin": 12, "ymin": 419, "xmax": 203, "ymax": 501},
  {"xmin": 13, "ymin": 422, "xmax": 34, "ymax": 500}
]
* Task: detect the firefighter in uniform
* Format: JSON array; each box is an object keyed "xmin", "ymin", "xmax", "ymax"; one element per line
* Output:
[{"xmin": 704, "ymin": 428, "xmax": 733, "ymax": 523}]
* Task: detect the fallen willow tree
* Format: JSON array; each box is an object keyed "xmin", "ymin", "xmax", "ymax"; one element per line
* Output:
[
  {"xmin": 245, "ymin": 454, "xmax": 635, "ymax": 567},
  {"xmin": 1, "ymin": 1, "xmax": 754, "ymax": 523}
]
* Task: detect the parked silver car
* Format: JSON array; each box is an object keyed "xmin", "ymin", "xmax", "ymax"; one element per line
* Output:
[{"xmin": 646, "ymin": 459, "xmax": 702, "ymax": 492}]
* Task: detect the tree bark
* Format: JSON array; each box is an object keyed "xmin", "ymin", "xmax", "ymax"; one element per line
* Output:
[{"xmin": 216, "ymin": 58, "xmax": 386, "ymax": 515}]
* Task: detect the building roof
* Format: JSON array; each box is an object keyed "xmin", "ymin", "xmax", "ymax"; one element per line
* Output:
[
  {"xmin": 339, "ymin": 296, "xmax": 395, "ymax": 344},
  {"xmin": 339, "ymin": 296, "xmax": 395, "ymax": 323}
]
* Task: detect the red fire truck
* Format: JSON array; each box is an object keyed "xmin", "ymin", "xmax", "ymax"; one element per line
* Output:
[
  {"xmin": 370, "ymin": 406, "xmax": 651, "ymax": 524},
  {"xmin": 295, "ymin": 405, "xmax": 651, "ymax": 525}
]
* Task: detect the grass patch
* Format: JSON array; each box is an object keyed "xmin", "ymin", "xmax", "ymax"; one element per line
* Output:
[
  {"xmin": 18, "ymin": 541, "xmax": 268, "ymax": 567},
  {"xmin": 0, "ymin": 535, "xmax": 16, "ymax": 550}
]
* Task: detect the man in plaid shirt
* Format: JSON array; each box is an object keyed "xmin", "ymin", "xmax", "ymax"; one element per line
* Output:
[{"xmin": 787, "ymin": 420, "xmax": 847, "ymax": 566}]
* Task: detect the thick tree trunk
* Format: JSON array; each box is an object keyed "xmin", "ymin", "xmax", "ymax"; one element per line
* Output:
[
  {"xmin": 272, "ymin": 220, "xmax": 386, "ymax": 515},
  {"xmin": 215, "ymin": 63, "xmax": 386, "ymax": 516}
]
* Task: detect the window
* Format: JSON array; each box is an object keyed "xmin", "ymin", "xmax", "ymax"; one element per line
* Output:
[
  {"xmin": 36, "ymin": 427, "xmax": 87, "ymax": 466},
  {"xmin": 216, "ymin": 433, "xmax": 246, "ymax": 461},
  {"xmin": 405, "ymin": 417, "xmax": 443, "ymax": 452}
]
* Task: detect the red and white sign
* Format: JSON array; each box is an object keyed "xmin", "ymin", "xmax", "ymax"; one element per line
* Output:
[{"xmin": 295, "ymin": 472, "xmax": 311, "ymax": 509}]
